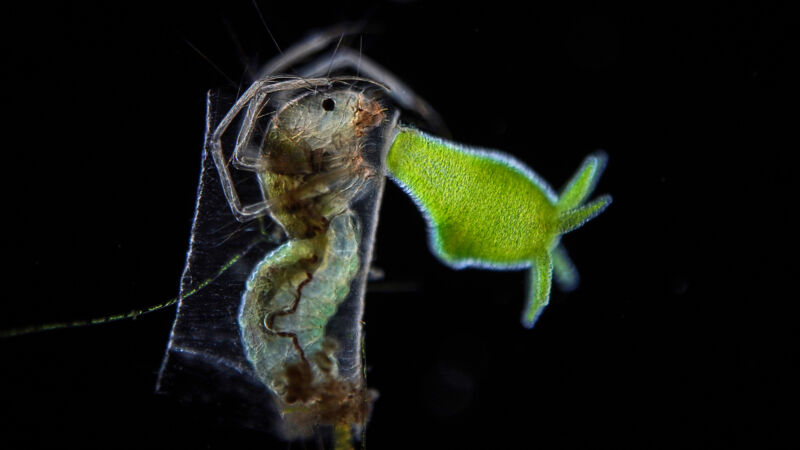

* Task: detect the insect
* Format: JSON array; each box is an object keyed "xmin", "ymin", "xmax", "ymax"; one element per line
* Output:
[{"xmin": 218, "ymin": 78, "xmax": 388, "ymax": 440}]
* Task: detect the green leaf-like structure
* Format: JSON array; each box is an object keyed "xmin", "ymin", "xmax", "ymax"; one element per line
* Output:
[{"xmin": 386, "ymin": 127, "xmax": 611, "ymax": 328}]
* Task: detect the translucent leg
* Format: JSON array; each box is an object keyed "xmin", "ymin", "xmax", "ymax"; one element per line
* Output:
[
  {"xmin": 254, "ymin": 24, "xmax": 447, "ymax": 134},
  {"xmin": 212, "ymin": 25, "xmax": 435, "ymax": 222},
  {"xmin": 207, "ymin": 78, "xmax": 336, "ymax": 222},
  {"xmin": 256, "ymin": 24, "xmax": 361, "ymax": 79}
]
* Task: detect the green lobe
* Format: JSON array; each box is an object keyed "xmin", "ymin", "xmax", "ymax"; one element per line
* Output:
[
  {"xmin": 387, "ymin": 127, "xmax": 557, "ymax": 267},
  {"xmin": 386, "ymin": 126, "xmax": 611, "ymax": 329}
]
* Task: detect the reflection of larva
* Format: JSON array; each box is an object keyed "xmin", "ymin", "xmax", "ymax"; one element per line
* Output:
[{"xmin": 228, "ymin": 87, "xmax": 386, "ymax": 439}]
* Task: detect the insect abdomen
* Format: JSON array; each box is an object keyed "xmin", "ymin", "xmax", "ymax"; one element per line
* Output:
[{"xmin": 239, "ymin": 212, "xmax": 360, "ymax": 403}]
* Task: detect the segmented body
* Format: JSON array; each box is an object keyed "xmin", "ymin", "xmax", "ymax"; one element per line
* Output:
[
  {"xmin": 237, "ymin": 87, "xmax": 384, "ymax": 435},
  {"xmin": 239, "ymin": 212, "xmax": 362, "ymax": 425}
]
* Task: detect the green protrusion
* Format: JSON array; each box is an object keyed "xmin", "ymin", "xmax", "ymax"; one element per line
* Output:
[
  {"xmin": 557, "ymin": 195, "xmax": 612, "ymax": 235},
  {"xmin": 386, "ymin": 127, "xmax": 611, "ymax": 328},
  {"xmin": 552, "ymin": 244, "xmax": 579, "ymax": 293},
  {"xmin": 557, "ymin": 151, "xmax": 607, "ymax": 212},
  {"xmin": 525, "ymin": 250, "xmax": 553, "ymax": 328}
]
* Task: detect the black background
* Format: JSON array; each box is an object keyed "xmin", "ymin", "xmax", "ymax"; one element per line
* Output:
[{"xmin": 1, "ymin": 1, "xmax": 796, "ymax": 449}]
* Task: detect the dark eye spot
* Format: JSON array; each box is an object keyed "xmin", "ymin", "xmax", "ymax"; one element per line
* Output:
[{"xmin": 322, "ymin": 98, "xmax": 335, "ymax": 111}]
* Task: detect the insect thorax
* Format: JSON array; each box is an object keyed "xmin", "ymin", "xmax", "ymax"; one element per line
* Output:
[{"xmin": 259, "ymin": 88, "xmax": 386, "ymax": 239}]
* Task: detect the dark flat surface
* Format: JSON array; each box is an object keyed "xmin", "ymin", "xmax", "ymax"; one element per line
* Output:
[{"xmin": 1, "ymin": 1, "xmax": 796, "ymax": 449}]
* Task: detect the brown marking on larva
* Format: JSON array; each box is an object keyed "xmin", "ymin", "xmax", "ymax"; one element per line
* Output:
[
  {"xmin": 265, "ymin": 267, "xmax": 317, "ymax": 369},
  {"xmin": 353, "ymin": 94, "xmax": 386, "ymax": 137},
  {"xmin": 263, "ymin": 314, "xmax": 309, "ymax": 366},
  {"xmin": 278, "ymin": 331, "xmax": 308, "ymax": 367},
  {"xmin": 280, "ymin": 351, "xmax": 378, "ymax": 435},
  {"xmin": 282, "ymin": 359, "xmax": 314, "ymax": 404}
]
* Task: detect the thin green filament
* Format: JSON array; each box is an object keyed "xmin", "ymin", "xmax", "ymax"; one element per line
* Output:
[{"xmin": 0, "ymin": 252, "xmax": 245, "ymax": 338}]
